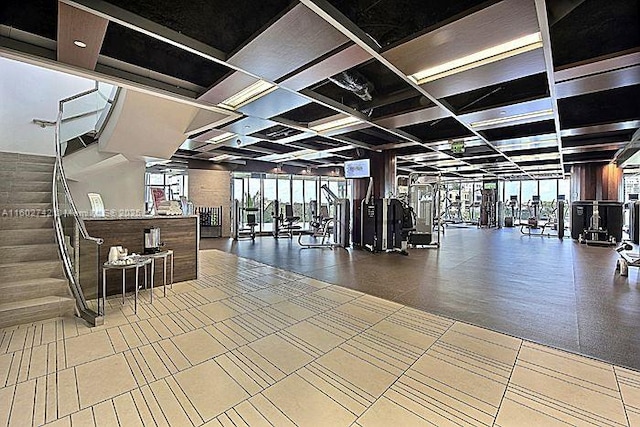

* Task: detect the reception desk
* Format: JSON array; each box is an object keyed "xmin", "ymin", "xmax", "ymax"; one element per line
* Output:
[{"xmin": 79, "ymin": 216, "xmax": 198, "ymax": 299}]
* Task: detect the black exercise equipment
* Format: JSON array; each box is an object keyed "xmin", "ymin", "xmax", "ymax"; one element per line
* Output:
[
  {"xmin": 626, "ymin": 194, "xmax": 639, "ymax": 244},
  {"xmin": 479, "ymin": 185, "xmax": 497, "ymax": 228},
  {"xmin": 360, "ymin": 178, "xmax": 410, "ymax": 254},
  {"xmin": 572, "ymin": 200, "xmax": 623, "ymax": 246}
]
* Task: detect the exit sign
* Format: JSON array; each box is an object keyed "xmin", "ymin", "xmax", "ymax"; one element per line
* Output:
[{"xmin": 451, "ymin": 140, "xmax": 465, "ymax": 154}]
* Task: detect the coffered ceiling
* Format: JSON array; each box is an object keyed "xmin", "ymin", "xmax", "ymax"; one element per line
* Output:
[{"xmin": 1, "ymin": 0, "xmax": 638, "ymax": 179}]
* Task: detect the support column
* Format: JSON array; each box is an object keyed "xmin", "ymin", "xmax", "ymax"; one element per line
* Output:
[
  {"xmin": 570, "ymin": 163, "xmax": 622, "ymax": 201},
  {"xmin": 350, "ymin": 151, "xmax": 398, "ymax": 245}
]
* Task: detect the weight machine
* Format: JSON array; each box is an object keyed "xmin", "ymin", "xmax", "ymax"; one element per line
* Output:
[
  {"xmin": 407, "ymin": 173, "xmax": 441, "ymax": 248},
  {"xmin": 298, "ymin": 184, "xmax": 349, "ymax": 249},
  {"xmin": 479, "ymin": 187, "xmax": 498, "ymax": 228},
  {"xmin": 231, "ymin": 199, "xmax": 258, "ymax": 241},
  {"xmin": 360, "ymin": 177, "xmax": 414, "ymax": 254},
  {"xmin": 520, "ymin": 196, "xmax": 566, "ymax": 238},
  {"xmin": 574, "ymin": 200, "xmax": 623, "ymax": 246}
]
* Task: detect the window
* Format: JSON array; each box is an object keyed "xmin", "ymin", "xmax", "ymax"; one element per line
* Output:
[
  {"xmin": 520, "ymin": 180, "xmax": 537, "ymax": 221},
  {"xmin": 304, "ymin": 177, "xmax": 318, "ymax": 226},
  {"xmin": 539, "ymin": 180, "xmax": 557, "ymax": 220},
  {"xmin": 263, "ymin": 175, "xmax": 277, "ymax": 232},
  {"xmin": 230, "ymin": 172, "xmax": 345, "ymax": 234},
  {"xmin": 144, "ymin": 171, "xmax": 188, "ymax": 213},
  {"xmin": 292, "ymin": 178, "xmax": 304, "ymax": 225}
]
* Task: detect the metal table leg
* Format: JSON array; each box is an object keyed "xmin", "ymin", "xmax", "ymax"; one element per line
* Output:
[
  {"xmin": 122, "ymin": 269, "xmax": 126, "ymax": 305},
  {"xmin": 102, "ymin": 268, "xmax": 106, "ymax": 315},
  {"xmin": 163, "ymin": 255, "xmax": 167, "ymax": 297},
  {"xmin": 150, "ymin": 258, "xmax": 155, "ymax": 303},
  {"xmin": 134, "ymin": 264, "xmax": 139, "ymax": 314}
]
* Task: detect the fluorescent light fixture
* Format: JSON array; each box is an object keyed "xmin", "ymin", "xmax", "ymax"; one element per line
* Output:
[
  {"xmin": 209, "ymin": 154, "xmax": 239, "ymax": 162},
  {"xmin": 511, "ymin": 152, "xmax": 560, "ymax": 162},
  {"xmin": 410, "ymin": 32, "xmax": 543, "ymax": 84},
  {"xmin": 207, "ymin": 132, "xmax": 235, "ymax": 143},
  {"xmin": 73, "ymin": 40, "xmax": 87, "ymax": 48},
  {"xmin": 218, "ymin": 80, "xmax": 276, "ymax": 110},
  {"xmin": 470, "ymin": 109, "xmax": 554, "ymax": 128},
  {"xmin": 310, "ymin": 116, "xmax": 361, "ymax": 133}
]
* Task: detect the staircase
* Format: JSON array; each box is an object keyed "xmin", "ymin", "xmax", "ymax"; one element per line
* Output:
[{"xmin": 0, "ymin": 152, "xmax": 75, "ymax": 329}]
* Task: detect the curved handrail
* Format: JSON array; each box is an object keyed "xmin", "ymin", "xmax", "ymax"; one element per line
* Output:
[
  {"xmin": 51, "ymin": 82, "xmax": 119, "ymax": 326},
  {"xmin": 52, "ymin": 162, "xmax": 99, "ymax": 322},
  {"xmin": 55, "ymin": 105, "xmax": 104, "ymax": 245}
]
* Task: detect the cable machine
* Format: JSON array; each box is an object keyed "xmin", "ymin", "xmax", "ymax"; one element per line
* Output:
[
  {"xmin": 479, "ymin": 181, "xmax": 499, "ymax": 228},
  {"xmin": 407, "ymin": 173, "xmax": 441, "ymax": 248},
  {"xmin": 298, "ymin": 184, "xmax": 350, "ymax": 249}
]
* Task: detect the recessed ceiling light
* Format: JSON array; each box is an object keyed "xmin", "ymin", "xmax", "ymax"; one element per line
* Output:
[
  {"xmin": 73, "ymin": 40, "xmax": 87, "ymax": 48},
  {"xmin": 207, "ymin": 132, "xmax": 235, "ymax": 143},
  {"xmin": 309, "ymin": 116, "xmax": 361, "ymax": 133},
  {"xmin": 409, "ymin": 32, "xmax": 542, "ymax": 84},
  {"xmin": 470, "ymin": 109, "xmax": 554, "ymax": 129},
  {"xmin": 218, "ymin": 80, "xmax": 276, "ymax": 110}
]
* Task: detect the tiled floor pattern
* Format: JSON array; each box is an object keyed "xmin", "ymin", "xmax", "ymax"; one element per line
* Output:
[{"xmin": 0, "ymin": 249, "xmax": 638, "ymax": 426}]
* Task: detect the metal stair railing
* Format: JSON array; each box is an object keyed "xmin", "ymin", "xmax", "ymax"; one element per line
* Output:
[{"xmin": 52, "ymin": 81, "xmax": 117, "ymax": 326}]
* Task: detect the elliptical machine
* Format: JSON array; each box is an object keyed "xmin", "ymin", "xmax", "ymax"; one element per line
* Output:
[{"xmin": 504, "ymin": 195, "xmax": 518, "ymax": 227}]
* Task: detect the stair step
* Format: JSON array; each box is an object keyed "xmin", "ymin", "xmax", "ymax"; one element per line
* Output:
[
  {"xmin": 0, "ymin": 152, "xmax": 55, "ymax": 164},
  {"xmin": 0, "ymin": 260, "xmax": 63, "ymax": 281},
  {"xmin": 0, "ymin": 216, "xmax": 53, "ymax": 230},
  {"xmin": 0, "ymin": 171, "xmax": 52, "ymax": 183},
  {"xmin": 7, "ymin": 192, "xmax": 52, "ymax": 203},
  {"xmin": 0, "ymin": 228, "xmax": 55, "ymax": 245},
  {"xmin": 11, "ymin": 181, "xmax": 51, "ymax": 192},
  {"xmin": 0, "ymin": 244, "xmax": 59, "ymax": 264},
  {"xmin": 0, "ymin": 278, "xmax": 69, "ymax": 304},
  {"xmin": 0, "ymin": 161, "xmax": 54, "ymax": 173},
  {"xmin": 0, "ymin": 296, "xmax": 75, "ymax": 329},
  {"xmin": 0, "ymin": 203, "xmax": 53, "ymax": 215}
]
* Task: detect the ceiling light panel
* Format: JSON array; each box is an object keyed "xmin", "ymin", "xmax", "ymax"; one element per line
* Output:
[
  {"xmin": 460, "ymin": 97, "xmax": 554, "ymax": 130},
  {"xmin": 382, "ymin": 0, "xmax": 541, "ymax": 77},
  {"xmin": 510, "ymin": 152, "xmax": 560, "ymax": 162},
  {"xmin": 409, "ymin": 33, "xmax": 543, "ymax": 84},
  {"xmin": 309, "ymin": 116, "xmax": 362, "ymax": 133},
  {"xmin": 218, "ymin": 80, "xmax": 277, "ymax": 110},
  {"xmin": 207, "ymin": 132, "xmax": 235, "ymax": 143},
  {"xmin": 470, "ymin": 109, "xmax": 554, "ymax": 129}
]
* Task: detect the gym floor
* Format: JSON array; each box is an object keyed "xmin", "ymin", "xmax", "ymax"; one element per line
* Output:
[{"xmin": 201, "ymin": 226, "xmax": 640, "ymax": 371}]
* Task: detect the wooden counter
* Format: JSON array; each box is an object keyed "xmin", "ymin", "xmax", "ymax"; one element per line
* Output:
[{"xmin": 79, "ymin": 216, "xmax": 198, "ymax": 299}]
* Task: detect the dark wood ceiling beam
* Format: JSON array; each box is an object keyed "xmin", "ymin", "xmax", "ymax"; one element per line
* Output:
[{"xmin": 57, "ymin": 1, "xmax": 108, "ymax": 70}]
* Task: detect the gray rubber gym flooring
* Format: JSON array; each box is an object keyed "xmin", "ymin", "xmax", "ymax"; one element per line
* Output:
[{"xmin": 201, "ymin": 227, "xmax": 640, "ymax": 371}]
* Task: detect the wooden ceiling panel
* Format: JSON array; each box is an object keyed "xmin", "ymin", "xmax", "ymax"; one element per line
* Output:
[
  {"xmin": 57, "ymin": 1, "xmax": 109, "ymax": 70},
  {"xmin": 382, "ymin": 0, "xmax": 540, "ymax": 77},
  {"xmin": 228, "ymin": 4, "xmax": 349, "ymax": 82}
]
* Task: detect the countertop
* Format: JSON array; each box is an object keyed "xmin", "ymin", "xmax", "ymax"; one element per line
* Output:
[{"xmin": 84, "ymin": 215, "xmax": 198, "ymax": 221}]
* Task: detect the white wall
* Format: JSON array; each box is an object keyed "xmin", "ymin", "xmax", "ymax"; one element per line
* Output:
[
  {"xmin": 188, "ymin": 169, "xmax": 232, "ymax": 236},
  {"xmin": 68, "ymin": 160, "xmax": 146, "ymax": 217},
  {"xmin": 99, "ymin": 89, "xmax": 199, "ymax": 160},
  {"xmin": 0, "ymin": 56, "xmax": 95, "ymax": 157}
]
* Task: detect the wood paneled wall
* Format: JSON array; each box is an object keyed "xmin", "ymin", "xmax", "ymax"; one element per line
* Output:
[
  {"xmin": 79, "ymin": 217, "xmax": 198, "ymax": 299},
  {"xmin": 571, "ymin": 163, "xmax": 623, "ymax": 201}
]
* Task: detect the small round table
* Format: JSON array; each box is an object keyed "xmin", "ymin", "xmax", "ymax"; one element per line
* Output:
[
  {"xmin": 101, "ymin": 257, "xmax": 152, "ymax": 315},
  {"xmin": 142, "ymin": 250, "xmax": 174, "ymax": 303}
]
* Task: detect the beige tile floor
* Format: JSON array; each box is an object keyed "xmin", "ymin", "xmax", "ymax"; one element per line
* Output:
[{"xmin": 0, "ymin": 249, "xmax": 638, "ymax": 426}]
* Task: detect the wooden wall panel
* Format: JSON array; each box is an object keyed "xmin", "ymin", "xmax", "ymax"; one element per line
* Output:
[
  {"xmin": 571, "ymin": 163, "xmax": 622, "ymax": 202},
  {"xmin": 79, "ymin": 217, "xmax": 198, "ymax": 299}
]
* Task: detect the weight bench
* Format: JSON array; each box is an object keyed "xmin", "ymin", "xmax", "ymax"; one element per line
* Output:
[
  {"xmin": 279, "ymin": 204, "xmax": 301, "ymax": 238},
  {"xmin": 615, "ymin": 242, "xmax": 640, "ymax": 276}
]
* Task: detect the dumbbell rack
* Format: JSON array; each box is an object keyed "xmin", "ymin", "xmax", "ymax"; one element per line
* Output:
[{"xmin": 197, "ymin": 206, "xmax": 223, "ymax": 238}]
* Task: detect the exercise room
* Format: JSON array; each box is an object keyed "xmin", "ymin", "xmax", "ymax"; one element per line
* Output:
[{"xmin": 1, "ymin": 0, "xmax": 638, "ymax": 425}]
